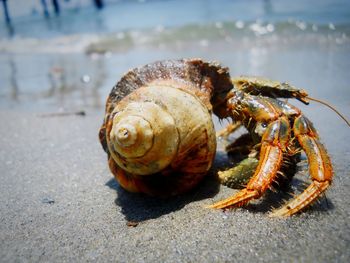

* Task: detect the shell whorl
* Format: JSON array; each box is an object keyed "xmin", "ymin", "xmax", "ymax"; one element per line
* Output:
[
  {"xmin": 100, "ymin": 59, "xmax": 233, "ymax": 196},
  {"xmin": 106, "ymin": 84, "xmax": 216, "ymax": 177},
  {"xmin": 108, "ymin": 96, "xmax": 179, "ymax": 175},
  {"xmin": 110, "ymin": 114, "xmax": 154, "ymax": 156}
]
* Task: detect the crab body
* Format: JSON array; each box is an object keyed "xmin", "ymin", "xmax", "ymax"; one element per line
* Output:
[
  {"xmin": 211, "ymin": 80, "xmax": 333, "ymax": 217},
  {"xmin": 99, "ymin": 59, "xmax": 333, "ymax": 217}
]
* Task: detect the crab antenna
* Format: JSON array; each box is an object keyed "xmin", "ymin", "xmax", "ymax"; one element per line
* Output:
[{"xmin": 306, "ymin": 96, "xmax": 350, "ymax": 127}]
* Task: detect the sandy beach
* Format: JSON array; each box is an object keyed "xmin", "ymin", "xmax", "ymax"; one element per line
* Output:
[
  {"xmin": 1, "ymin": 0, "xmax": 350, "ymax": 262},
  {"xmin": 0, "ymin": 103, "xmax": 349, "ymax": 262}
]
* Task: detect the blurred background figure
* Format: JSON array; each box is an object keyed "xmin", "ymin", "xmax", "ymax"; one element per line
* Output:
[
  {"xmin": 1, "ymin": 0, "xmax": 11, "ymax": 24},
  {"xmin": 40, "ymin": 0, "xmax": 60, "ymax": 17},
  {"xmin": 41, "ymin": 0, "xmax": 50, "ymax": 18},
  {"xmin": 1, "ymin": 0, "xmax": 14, "ymax": 35},
  {"xmin": 94, "ymin": 0, "xmax": 104, "ymax": 9}
]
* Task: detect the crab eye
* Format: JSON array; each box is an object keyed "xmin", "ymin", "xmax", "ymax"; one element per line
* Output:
[
  {"xmin": 277, "ymin": 100, "xmax": 284, "ymax": 106},
  {"xmin": 254, "ymin": 122, "xmax": 268, "ymax": 136}
]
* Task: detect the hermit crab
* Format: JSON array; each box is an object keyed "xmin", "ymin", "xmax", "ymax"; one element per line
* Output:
[{"xmin": 99, "ymin": 59, "xmax": 334, "ymax": 217}]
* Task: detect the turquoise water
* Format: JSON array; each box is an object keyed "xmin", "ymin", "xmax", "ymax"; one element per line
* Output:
[
  {"xmin": 1, "ymin": 0, "xmax": 350, "ymax": 38},
  {"xmin": 0, "ymin": 0, "xmax": 349, "ymax": 114}
]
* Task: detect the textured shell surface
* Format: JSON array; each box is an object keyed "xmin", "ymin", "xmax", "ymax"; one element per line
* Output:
[{"xmin": 99, "ymin": 59, "xmax": 232, "ymax": 196}]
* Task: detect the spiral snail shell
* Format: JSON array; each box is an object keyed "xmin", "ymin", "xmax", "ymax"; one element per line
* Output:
[{"xmin": 99, "ymin": 59, "xmax": 232, "ymax": 196}]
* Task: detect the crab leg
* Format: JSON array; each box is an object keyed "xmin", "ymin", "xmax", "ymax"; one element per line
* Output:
[
  {"xmin": 216, "ymin": 122, "xmax": 242, "ymax": 138},
  {"xmin": 231, "ymin": 76, "xmax": 309, "ymax": 104},
  {"xmin": 270, "ymin": 116, "xmax": 333, "ymax": 217},
  {"xmin": 208, "ymin": 117, "xmax": 290, "ymax": 209}
]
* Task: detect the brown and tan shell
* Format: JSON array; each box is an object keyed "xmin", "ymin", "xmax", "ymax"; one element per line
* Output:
[{"xmin": 99, "ymin": 59, "xmax": 232, "ymax": 196}]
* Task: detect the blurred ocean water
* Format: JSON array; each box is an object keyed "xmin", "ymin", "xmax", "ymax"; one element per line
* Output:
[
  {"xmin": 1, "ymin": 0, "xmax": 350, "ymax": 38},
  {"xmin": 0, "ymin": 0, "xmax": 349, "ymax": 112}
]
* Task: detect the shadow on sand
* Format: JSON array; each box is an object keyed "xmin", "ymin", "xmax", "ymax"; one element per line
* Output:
[
  {"xmin": 106, "ymin": 175, "xmax": 220, "ymax": 222},
  {"xmin": 106, "ymin": 151, "xmax": 334, "ymax": 222},
  {"xmin": 105, "ymin": 151, "xmax": 232, "ymax": 222}
]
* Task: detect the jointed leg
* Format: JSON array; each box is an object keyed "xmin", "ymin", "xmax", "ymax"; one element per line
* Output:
[
  {"xmin": 270, "ymin": 116, "xmax": 333, "ymax": 217},
  {"xmin": 231, "ymin": 76, "xmax": 309, "ymax": 104},
  {"xmin": 216, "ymin": 122, "xmax": 242, "ymax": 138},
  {"xmin": 208, "ymin": 117, "xmax": 290, "ymax": 209}
]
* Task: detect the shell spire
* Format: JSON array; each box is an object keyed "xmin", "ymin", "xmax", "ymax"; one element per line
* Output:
[{"xmin": 99, "ymin": 59, "xmax": 233, "ymax": 196}]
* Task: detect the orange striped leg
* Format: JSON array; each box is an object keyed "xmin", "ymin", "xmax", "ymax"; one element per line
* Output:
[
  {"xmin": 270, "ymin": 116, "xmax": 333, "ymax": 217},
  {"xmin": 216, "ymin": 122, "xmax": 242, "ymax": 138},
  {"xmin": 208, "ymin": 117, "xmax": 290, "ymax": 209}
]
